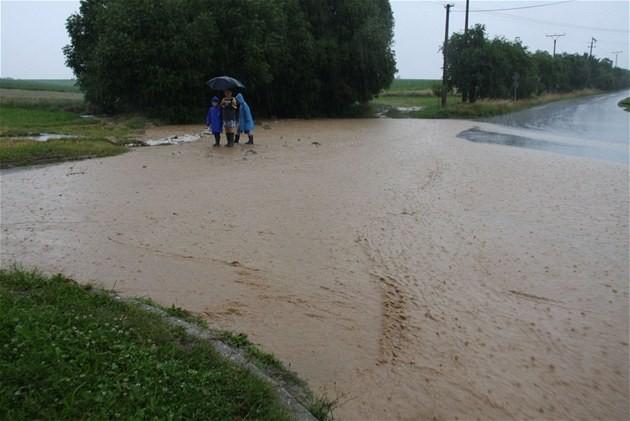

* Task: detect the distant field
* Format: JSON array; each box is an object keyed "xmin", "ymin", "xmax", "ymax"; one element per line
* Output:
[
  {"xmin": 386, "ymin": 79, "xmax": 440, "ymax": 92},
  {"xmin": 0, "ymin": 79, "xmax": 80, "ymax": 93},
  {"xmin": 0, "ymin": 88, "xmax": 84, "ymax": 109}
]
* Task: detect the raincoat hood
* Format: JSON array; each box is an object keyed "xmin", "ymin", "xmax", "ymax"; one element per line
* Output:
[
  {"xmin": 211, "ymin": 96, "xmax": 220, "ymax": 103},
  {"xmin": 236, "ymin": 93, "xmax": 247, "ymax": 105}
]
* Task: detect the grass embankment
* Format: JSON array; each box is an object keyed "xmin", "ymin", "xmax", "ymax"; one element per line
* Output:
[
  {"xmin": 0, "ymin": 79, "xmax": 81, "ymax": 93},
  {"xmin": 381, "ymin": 79, "xmax": 437, "ymax": 95},
  {"xmin": 0, "ymin": 97, "xmax": 144, "ymax": 168},
  {"xmin": 372, "ymin": 82, "xmax": 601, "ymax": 119},
  {"xmin": 0, "ymin": 268, "xmax": 330, "ymax": 420},
  {"xmin": 618, "ymin": 97, "xmax": 630, "ymax": 111}
]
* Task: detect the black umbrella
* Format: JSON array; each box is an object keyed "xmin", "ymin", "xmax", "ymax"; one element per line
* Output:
[{"xmin": 206, "ymin": 76, "xmax": 245, "ymax": 91}]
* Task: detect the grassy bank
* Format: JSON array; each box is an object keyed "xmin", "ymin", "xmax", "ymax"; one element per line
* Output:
[
  {"xmin": 618, "ymin": 97, "xmax": 630, "ymax": 111},
  {"xmin": 0, "ymin": 138, "xmax": 125, "ymax": 168},
  {"xmin": 0, "ymin": 268, "xmax": 326, "ymax": 420},
  {"xmin": 0, "ymin": 89, "xmax": 85, "ymax": 110},
  {"xmin": 0, "ymin": 105, "xmax": 139, "ymax": 168},
  {"xmin": 0, "ymin": 79, "xmax": 81, "ymax": 93},
  {"xmin": 372, "ymin": 87, "xmax": 601, "ymax": 119},
  {"xmin": 383, "ymin": 79, "xmax": 439, "ymax": 95}
]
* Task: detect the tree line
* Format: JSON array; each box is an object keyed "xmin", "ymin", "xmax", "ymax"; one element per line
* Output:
[
  {"xmin": 446, "ymin": 25, "xmax": 630, "ymax": 103},
  {"xmin": 64, "ymin": 0, "xmax": 396, "ymax": 121}
]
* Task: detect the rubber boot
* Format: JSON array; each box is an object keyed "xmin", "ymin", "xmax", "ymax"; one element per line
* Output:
[
  {"xmin": 234, "ymin": 134, "xmax": 240, "ymax": 144},
  {"xmin": 213, "ymin": 133, "xmax": 220, "ymax": 147},
  {"xmin": 246, "ymin": 134, "xmax": 254, "ymax": 145},
  {"xmin": 226, "ymin": 133, "xmax": 234, "ymax": 147}
]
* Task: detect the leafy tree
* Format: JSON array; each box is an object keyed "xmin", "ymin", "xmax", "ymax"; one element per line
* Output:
[
  {"xmin": 445, "ymin": 24, "xmax": 630, "ymax": 102},
  {"xmin": 445, "ymin": 24, "xmax": 486, "ymax": 102},
  {"xmin": 64, "ymin": 0, "xmax": 396, "ymax": 121}
]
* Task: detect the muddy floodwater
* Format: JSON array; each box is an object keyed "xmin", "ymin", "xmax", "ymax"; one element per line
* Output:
[{"xmin": 1, "ymin": 118, "xmax": 628, "ymax": 420}]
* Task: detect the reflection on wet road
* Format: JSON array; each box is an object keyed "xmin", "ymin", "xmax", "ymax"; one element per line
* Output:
[
  {"xmin": 460, "ymin": 90, "xmax": 630, "ymax": 163},
  {"xmin": 458, "ymin": 127, "xmax": 627, "ymax": 163}
]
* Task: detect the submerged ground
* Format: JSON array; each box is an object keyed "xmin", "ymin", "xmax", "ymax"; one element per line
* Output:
[{"xmin": 1, "ymin": 118, "xmax": 628, "ymax": 419}]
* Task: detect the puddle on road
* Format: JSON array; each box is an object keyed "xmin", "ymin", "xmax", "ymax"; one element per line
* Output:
[
  {"xmin": 24, "ymin": 133, "xmax": 78, "ymax": 142},
  {"xmin": 375, "ymin": 106, "xmax": 426, "ymax": 118},
  {"xmin": 5, "ymin": 130, "xmax": 204, "ymax": 147},
  {"xmin": 458, "ymin": 127, "xmax": 627, "ymax": 163},
  {"xmin": 142, "ymin": 133, "xmax": 202, "ymax": 146}
]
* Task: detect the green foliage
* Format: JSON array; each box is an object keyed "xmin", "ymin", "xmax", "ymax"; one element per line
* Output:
[
  {"xmin": 165, "ymin": 305, "xmax": 208, "ymax": 329},
  {"xmin": 431, "ymin": 83, "xmax": 444, "ymax": 98},
  {"xmin": 446, "ymin": 25, "xmax": 630, "ymax": 102},
  {"xmin": 619, "ymin": 97, "xmax": 630, "ymax": 111},
  {"xmin": 0, "ymin": 268, "xmax": 292, "ymax": 420},
  {"xmin": 218, "ymin": 331, "xmax": 304, "ymax": 386},
  {"xmin": 64, "ymin": 0, "xmax": 397, "ymax": 121},
  {"xmin": 308, "ymin": 395, "xmax": 337, "ymax": 421}
]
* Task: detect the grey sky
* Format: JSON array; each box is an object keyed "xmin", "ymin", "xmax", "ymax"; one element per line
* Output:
[{"xmin": 1, "ymin": 0, "xmax": 629, "ymax": 79}]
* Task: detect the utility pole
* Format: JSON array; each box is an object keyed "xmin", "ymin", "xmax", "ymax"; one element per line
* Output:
[
  {"xmin": 588, "ymin": 37, "xmax": 597, "ymax": 58},
  {"xmin": 545, "ymin": 33, "xmax": 565, "ymax": 57},
  {"xmin": 464, "ymin": 0, "xmax": 470, "ymax": 34},
  {"xmin": 441, "ymin": 3, "xmax": 454, "ymax": 107},
  {"xmin": 611, "ymin": 50, "xmax": 623, "ymax": 67}
]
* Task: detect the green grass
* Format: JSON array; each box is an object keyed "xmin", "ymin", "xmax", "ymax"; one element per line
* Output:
[
  {"xmin": 0, "ymin": 268, "xmax": 293, "ymax": 420},
  {"xmin": 0, "ymin": 138, "xmax": 126, "ymax": 168},
  {"xmin": 386, "ymin": 79, "xmax": 440, "ymax": 92},
  {"xmin": 372, "ymin": 85, "xmax": 601, "ymax": 119},
  {"xmin": 0, "ymin": 79, "xmax": 81, "ymax": 93},
  {"xmin": 218, "ymin": 332, "xmax": 335, "ymax": 421},
  {"xmin": 134, "ymin": 297, "xmax": 209, "ymax": 330},
  {"xmin": 0, "ymin": 88, "xmax": 85, "ymax": 111},
  {"xmin": 618, "ymin": 97, "xmax": 630, "ymax": 111},
  {"xmin": 0, "ymin": 106, "xmax": 87, "ymax": 129},
  {"xmin": 0, "ymin": 106, "xmax": 136, "ymax": 168}
]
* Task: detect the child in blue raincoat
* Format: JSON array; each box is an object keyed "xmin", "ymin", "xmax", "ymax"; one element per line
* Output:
[
  {"xmin": 206, "ymin": 96, "xmax": 223, "ymax": 147},
  {"xmin": 235, "ymin": 93, "xmax": 255, "ymax": 145}
]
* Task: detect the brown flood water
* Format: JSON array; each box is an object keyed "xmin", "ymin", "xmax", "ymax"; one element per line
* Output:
[{"xmin": 1, "ymin": 119, "xmax": 628, "ymax": 420}]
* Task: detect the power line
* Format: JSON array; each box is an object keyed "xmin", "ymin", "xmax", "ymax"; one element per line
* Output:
[
  {"xmin": 484, "ymin": 11, "xmax": 630, "ymax": 34},
  {"xmin": 453, "ymin": 0, "xmax": 575, "ymax": 13}
]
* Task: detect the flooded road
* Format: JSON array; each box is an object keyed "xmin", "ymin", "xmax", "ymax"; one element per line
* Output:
[
  {"xmin": 463, "ymin": 90, "xmax": 630, "ymax": 163},
  {"xmin": 1, "ymin": 119, "xmax": 628, "ymax": 419}
]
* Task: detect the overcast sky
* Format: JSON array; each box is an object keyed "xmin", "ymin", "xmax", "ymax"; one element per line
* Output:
[{"xmin": 1, "ymin": 0, "xmax": 629, "ymax": 79}]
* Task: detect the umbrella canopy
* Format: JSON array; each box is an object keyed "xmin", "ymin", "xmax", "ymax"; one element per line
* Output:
[{"xmin": 206, "ymin": 76, "xmax": 245, "ymax": 91}]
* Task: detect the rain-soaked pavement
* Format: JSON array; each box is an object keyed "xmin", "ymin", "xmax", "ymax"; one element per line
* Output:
[{"xmin": 459, "ymin": 90, "xmax": 630, "ymax": 163}]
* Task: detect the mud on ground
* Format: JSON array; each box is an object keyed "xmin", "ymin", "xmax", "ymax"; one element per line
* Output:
[{"xmin": 1, "ymin": 119, "xmax": 628, "ymax": 420}]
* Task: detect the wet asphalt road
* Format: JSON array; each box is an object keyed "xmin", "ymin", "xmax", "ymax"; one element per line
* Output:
[{"xmin": 462, "ymin": 90, "xmax": 630, "ymax": 163}]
